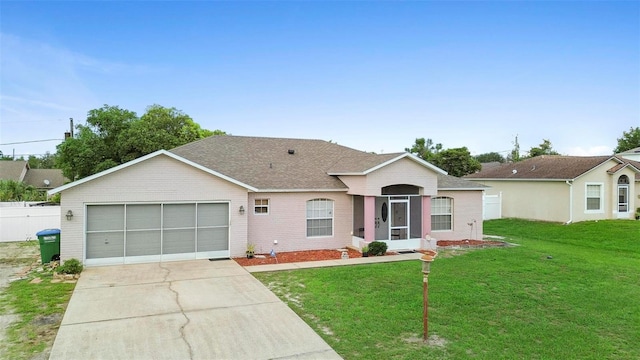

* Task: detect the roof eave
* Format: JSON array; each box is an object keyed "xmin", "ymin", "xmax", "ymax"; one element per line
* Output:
[
  {"xmin": 48, "ymin": 150, "xmax": 258, "ymax": 195},
  {"xmin": 362, "ymin": 153, "xmax": 447, "ymax": 175},
  {"xmin": 252, "ymin": 188, "xmax": 349, "ymax": 193}
]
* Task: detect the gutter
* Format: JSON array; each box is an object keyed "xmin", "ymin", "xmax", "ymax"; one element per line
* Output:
[{"xmin": 565, "ymin": 180, "xmax": 573, "ymax": 224}]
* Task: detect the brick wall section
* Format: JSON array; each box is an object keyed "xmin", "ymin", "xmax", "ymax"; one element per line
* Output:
[
  {"xmin": 430, "ymin": 190, "xmax": 484, "ymax": 241},
  {"xmin": 247, "ymin": 191, "xmax": 352, "ymax": 254},
  {"xmin": 59, "ymin": 155, "xmax": 249, "ymax": 261}
]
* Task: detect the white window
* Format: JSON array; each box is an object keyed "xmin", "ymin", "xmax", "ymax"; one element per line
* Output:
[
  {"xmin": 306, "ymin": 199, "xmax": 334, "ymax": 237},
  {"xmin": 254, "ymin": 199, "xmax": 269, "ymax": 215},
  {"xmin": 585, "ymin": 183, "xmax": 603, "ymax": 212},
  {"xmin": 431, "ymin": 197, "xmax": 452, "ymax": 231}
]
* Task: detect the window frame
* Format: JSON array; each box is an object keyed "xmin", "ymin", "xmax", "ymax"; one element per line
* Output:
[
  {"xmin": 306, "ymin": 198, "xmax": 334, "ymax": 238},
  {"xmin": 585, "ymin": 182, "xmax": 604, "ymax": 213},
  {"xmin": 253, "ymin": 198, "xmax": 270, "ymax": 215},
  {"xmin": 431, "ymin": 196, "xmax": 453, "ymax": 232}
]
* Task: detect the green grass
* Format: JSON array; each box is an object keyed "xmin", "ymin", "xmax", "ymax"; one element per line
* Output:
[
  {"xmin": 0, "ymin": 270, "xmax": 75, "ymax": 359},
  {"xmin": 254, "ymin": 219, "xmax": 640, "ymax": 359}
]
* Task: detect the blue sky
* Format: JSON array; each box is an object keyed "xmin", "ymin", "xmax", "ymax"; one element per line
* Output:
[{"xmin": 1, "ymin": 1, "xmax": 639, "ymax": 160}]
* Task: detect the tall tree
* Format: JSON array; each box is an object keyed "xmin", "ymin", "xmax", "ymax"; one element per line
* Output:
[
  {"xmin": 475, "ymin": 152, "xmax": 506, "ymax": 163},
  {"xmin": 613, "ymin": 127, "xmax": 640, "ymax": 153},
  {"xmin": 431, "ymin": 147, "xmax": 481, "ymax": 177},
  {"xmin": 56, "ymin": 104, "xmax": 222, "ymax": 180},
  {"xmin": 405, "ymin": 138, "xmax": 442, "ymax": 161},
  {"xmin": 28, "ymin": 152, "xmax": 58, "ymax": 169},
  {"xmin": 527, "ymin": 139, "xmax": 560, "ymax": 158}
]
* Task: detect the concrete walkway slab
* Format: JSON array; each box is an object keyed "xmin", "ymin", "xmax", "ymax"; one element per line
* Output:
[{"xmin": 50, "ymin": 260, "xmax": 341, "ymax": 360}]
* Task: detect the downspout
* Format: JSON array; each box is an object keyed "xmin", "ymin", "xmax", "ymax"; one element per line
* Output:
[{"xmin": 565, "ymin": 180, "xmax": 573, "ymax": 224}]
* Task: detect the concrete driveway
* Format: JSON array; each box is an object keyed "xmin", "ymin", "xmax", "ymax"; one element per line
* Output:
[{"xmin": 49, "ymin": 260, "xmax": 341, "ymax": 360}]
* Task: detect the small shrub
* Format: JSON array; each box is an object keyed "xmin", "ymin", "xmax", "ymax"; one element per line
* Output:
[
  {"xmin": 57, "ymin": 258, "xmax": 83, "ymax": 274},
  {"xmin": 368, "ymin": 241, "xmax": 387, "ymax": 256}
]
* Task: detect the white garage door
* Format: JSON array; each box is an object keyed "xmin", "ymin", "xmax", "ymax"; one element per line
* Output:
[{"xmin": 85, "ymin": 202, "xmax": 229, "ymax": 266}]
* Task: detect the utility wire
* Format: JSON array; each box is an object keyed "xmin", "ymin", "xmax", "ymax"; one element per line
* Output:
[{"xmin": 0, "ymin": 139, "xmax": 64, "ymax": 145}]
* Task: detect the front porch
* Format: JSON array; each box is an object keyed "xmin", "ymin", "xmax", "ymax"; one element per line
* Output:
[{"xmin": 350, "ymin": 185, "xmax": 436, "ymax": 251}]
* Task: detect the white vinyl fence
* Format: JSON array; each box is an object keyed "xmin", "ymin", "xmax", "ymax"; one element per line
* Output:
[
  {"xmin": 0, "ymin": 203, "xmax": 61, "ymax": 242},
  {"xmin": 483, "ymin": 192, "xmax": 502, "ymax": 220}
]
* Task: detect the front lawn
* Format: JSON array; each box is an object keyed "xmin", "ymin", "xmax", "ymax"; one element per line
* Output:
[{"xmin": 254, "ymin": 219, "xmax": 640, "ymax": 359}]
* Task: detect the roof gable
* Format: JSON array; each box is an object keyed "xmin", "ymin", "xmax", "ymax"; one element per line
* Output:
[
  {"xmin": 49, "ymin": 150, "xmax": 257, "ymax": 195},
  {"xmin": 464, "ymin": 155, "xmax": 635, "ymax": 180},
  {"xmin": 0, "ymin": 161, "xmax": 29, "ymax": 182}
]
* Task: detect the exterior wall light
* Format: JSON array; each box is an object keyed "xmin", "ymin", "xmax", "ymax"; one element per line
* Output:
[
  {"xmin": 66, "ymin": 210, "xmax": 74, "ymax": 221},
  {"xmin": 239, "ymin": 205, "xmax": 245, "ymax": 215}
]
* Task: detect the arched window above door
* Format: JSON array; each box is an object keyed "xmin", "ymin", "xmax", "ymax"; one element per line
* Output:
[{"xmin": 618, "ymin": 175, "xmax": 629, "ymax": 184}]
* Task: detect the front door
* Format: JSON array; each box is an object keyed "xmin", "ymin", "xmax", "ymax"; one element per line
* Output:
[
  {"xmin": 390, "ymin": 199, "xmax": 409, "ymax": 240},
  {"xmin": 618, "ymin": 185, "xmax": 629, "ymax": 216}
]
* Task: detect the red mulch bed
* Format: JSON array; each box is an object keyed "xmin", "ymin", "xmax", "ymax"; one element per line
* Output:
[
  {"xmin": 233, "ymin": 248, "xmax": 364, "ymax": 266},
  {"xmin": 233, "ymin": 240, "xmax": 505, "ymax": 266}
]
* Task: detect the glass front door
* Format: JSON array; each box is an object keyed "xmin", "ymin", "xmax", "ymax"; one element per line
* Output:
[
  {"xmin": 618, "ymin": 186, "xmax": 629, "ymax": 213},
  {"xmin": 390, "ymin": 200, "xmax": 408, "ymax": 240}
]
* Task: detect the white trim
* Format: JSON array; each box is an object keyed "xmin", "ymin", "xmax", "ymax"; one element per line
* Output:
[
  {"xmin": 305, "ymin": 198, "xmax": 335, "ymax": 238},
  {"xmin": 253, "ymin": 198, "xmax": 270, "ymax": 215},
  {"xmin": 49, "ymin": 150, "xmax": 258, "ymax": 195},
  {"xmin": 584, "ymin": 182, "xmax": 605, "ymax": 214},
  {"xmin": 328, "ymin": 153, "xmax": 448, "ymax": 176},
  {"xmin": 254, "ymin": 188, "xmax": 348, "ymax": 193}
]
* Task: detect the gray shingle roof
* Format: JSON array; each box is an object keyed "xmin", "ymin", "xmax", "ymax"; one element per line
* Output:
[
  {"xmin": 23, "ymin": 169, "xmax": 67, "ymax": 189},
  {"xmin": 437, "ymin": 174, "xmax": 489, "ymax": 190},
  {"xmin": 170, "ymin": 135, "xmax": 405, "ymax": 190},
  {"xmin": 464, "ymin": 155, "xmax": 640, "ymax": 180},
  {"xmin": 0, "ymin": 161, "xmax": 29, "ymax": 181}
]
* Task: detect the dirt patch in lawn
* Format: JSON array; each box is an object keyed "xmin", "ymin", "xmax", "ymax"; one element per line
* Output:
[{"xmin": 0, "ymin": 241, "xmax": 42, "ymax": 358}]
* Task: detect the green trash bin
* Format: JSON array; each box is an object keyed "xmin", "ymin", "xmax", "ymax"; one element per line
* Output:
[{"xmin": 36, "ymin": 229, "xmax": 61, "ymax": 264}]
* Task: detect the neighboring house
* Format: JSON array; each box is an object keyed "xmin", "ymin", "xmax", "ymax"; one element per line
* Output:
[
  {"xmin": 465, "ymin": 155, "xmax": 640, "ymax": 223},
  {"xmin": 49, "ymin": 136, "xmax": 486, "ymax": 266},
  {"xmin": 618, "ymin": 147, "xmax": 640, "ymax": 162},
  {"xmin": 0, "ymin": 160, "xmax": 67, "ymax": 191}
]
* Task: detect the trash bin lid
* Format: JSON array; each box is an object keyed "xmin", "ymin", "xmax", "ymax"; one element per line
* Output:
[{"xmin": 36, "ymin": 229, "xmax": 61, "ymax": 236}]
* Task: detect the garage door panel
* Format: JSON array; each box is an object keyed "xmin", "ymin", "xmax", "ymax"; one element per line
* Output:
[
  {"xmin": 164, "ymin": 204, "xmax": 196, "ymax": 228},
  {"xmin": 197, "ymin": 203, "xmax": 229, "ymax": 227},
  {"xmin": 163, "ymin": 229, "xmax": 196, "ymax": 254},
  {"xmin": 197, "ymin": 228, "xmax": 228, "ymax": 251},
  {"xmin": 125, "ymin": 230, "xmax": 161, "ymax": 256},
  {"xmin": 87, "ymin": 205, "xmax": 124, "ymax": 231},
  {"xmin": 87, "ymin": 232, "xmax": 124, "ymax": 259},
  {"xmin": 126, "ymin": 204, "xmax": 161, "ymax": 230}
]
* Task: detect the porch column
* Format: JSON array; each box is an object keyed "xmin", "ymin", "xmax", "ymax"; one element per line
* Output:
[
  {"xmin": 422, "ymin": 196, "xmax": 432, "ymax": 238},
  {"xmin": 364, "ymin": 196, "xmax": 376, "ymax": 242}
]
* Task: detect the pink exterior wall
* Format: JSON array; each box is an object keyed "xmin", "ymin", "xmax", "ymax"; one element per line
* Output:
[
  {"xmin": 421, "ymin": 196, "xmax": 431, "ymax": 238},
  {"xmin": 429, "ymin": 190, "xmax": 484, "ymax": 241},
  {"xmin": 247, "ymin": 192, "xmax": 352, "ymax": 254},
  {"xmin": 60, "ymin": 155, "xmax": 249, "ymax": 261},
  {"xmin": 364, "ymin": 196, "xmax": 375, "ymax": 242},
  {"xmin": 338, "ymin": 158, "xmax": 439, "ymax": 196}
]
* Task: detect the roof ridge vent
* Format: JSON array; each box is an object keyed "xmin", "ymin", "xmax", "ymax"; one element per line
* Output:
[{"xmin": 288, "ymin": 149, "xmax": 295, "ymax": 155}]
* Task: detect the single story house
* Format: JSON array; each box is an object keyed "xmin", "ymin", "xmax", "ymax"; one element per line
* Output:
[
  {"xmin": 50, "ymin": 136, "xmax": 487, "ymax": 266},
  {"xmin": 0, "ymin": 160, "xmax": 67, "ymax": 191},
  {"xmin": 465, "ymin": 155, "xmax": 640, "ymax": 223}
]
